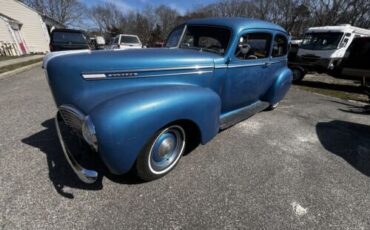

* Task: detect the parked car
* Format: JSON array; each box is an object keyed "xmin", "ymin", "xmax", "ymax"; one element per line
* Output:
[
  {"xmin": 289, "ymin": 25, "xmax": 370, "ymax": 82},
  {"xmin": 288, "ymin": 39, "xmax": 302, "ymax": 61},
  {"xmin": 339, "ymin": 37, "xmax": 370, "ymax": 87},
  {"xmin": 90, "ymin": 36, "xmax": 106, "ymax": 50},
  {"xmin": 109, "ymin": 34, "xmax": 143, "ymax": 50},
  {"xmin": 43, "ymin": 18, "xmax": 292, "ymax": 183},
  {"xmin": 50, "ymin": 29, "xmax": 90, "ymax": 52},
  {"xmin": 288, "ymin": 39, "xmax": 308, "ymax": 82}
]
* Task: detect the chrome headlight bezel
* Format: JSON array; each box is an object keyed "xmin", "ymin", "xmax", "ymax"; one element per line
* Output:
[{"xmin": 82, "ymin": 115, "xmax": 98, "ymax": 151}]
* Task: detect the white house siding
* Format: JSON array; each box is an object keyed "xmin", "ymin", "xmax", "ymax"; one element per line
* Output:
[
  {"xmin": 0, "ymin": 0, "xmax": 49, "ymax": 53},
  {"xmin": 0, "ymin": 18, "xmax": 13, "ymax": 42}
]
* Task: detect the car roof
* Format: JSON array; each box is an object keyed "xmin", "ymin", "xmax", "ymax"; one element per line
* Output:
[
  {"xmin": 52, "ymin": 28, "xmax": 85, "ymax": 33},
  {"xmin": 186, "ymin": 17, "xmax": 287, "ymax": 34}
]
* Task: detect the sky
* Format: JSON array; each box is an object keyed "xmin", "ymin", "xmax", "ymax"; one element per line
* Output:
[{"xmin": 82, "ymin": 0, "xmax": 218, "ymax": 15}]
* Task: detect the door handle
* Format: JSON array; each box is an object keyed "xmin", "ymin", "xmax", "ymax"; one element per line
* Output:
[{"xmin": 264, "ymin": 62, "xmax": 272, "ymax": 67}]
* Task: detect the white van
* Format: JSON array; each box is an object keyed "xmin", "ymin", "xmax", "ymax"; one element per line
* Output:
[
  {"xmin": 291, "ymin": 24, "xmax": 370, "ymax": 81},
  {"xmin": 109, "ymin": 34, "xmax": 143, "ymax": 50}
]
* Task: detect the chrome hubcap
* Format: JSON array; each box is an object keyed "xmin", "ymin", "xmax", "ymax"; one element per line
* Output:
[
  {"xmin": 149, "ymin": 125, "xmax": 185, "ymax": 174},
  {"xmin": 158, "ymin": 137, "xmax": 176, "ymax": 157}
]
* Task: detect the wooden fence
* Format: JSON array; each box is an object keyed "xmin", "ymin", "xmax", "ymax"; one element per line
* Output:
[{"xmin": 0, "ymin": 41, "xmax": 20, "ymax": 56}]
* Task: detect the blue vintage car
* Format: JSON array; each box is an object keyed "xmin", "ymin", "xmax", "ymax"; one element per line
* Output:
[{"xmin": 43, "ymin": 18, "xmax": 292, "ymax": 183}]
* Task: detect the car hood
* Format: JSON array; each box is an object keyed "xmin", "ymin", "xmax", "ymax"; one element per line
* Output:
[
  {"xmin": 44, "ymin": 48, "xmax": 219, "ymax": 72},
  {"xmin": 45, "ymin": 48, "xmax": 220, "ymax": 113}
]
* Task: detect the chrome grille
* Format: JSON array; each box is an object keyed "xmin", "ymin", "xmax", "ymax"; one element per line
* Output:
[{"xmin": 59, "ymin": 105, "xmax": 84, "ymax": 133}]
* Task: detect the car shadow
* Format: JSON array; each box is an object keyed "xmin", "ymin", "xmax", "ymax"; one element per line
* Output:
[
  {"xmin": 327, "ymin": 100, "xmax": 370, "ymax": 115},
  {"xmin": 21, "ymin": 119, "xmax": 142, "ymax": 199},
  {"xmin": 296, "ymin": 80, "xmax": 365, "ymax": 95},
  {"xmin": 316, "ymin": 120, "xmax": 370, "ymax": 177},
  {"xmin": 339, "ymin": 105, "xmax": 370, "ymax": 115}
]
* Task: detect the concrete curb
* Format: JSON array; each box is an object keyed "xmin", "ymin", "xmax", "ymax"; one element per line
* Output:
[{"xmin": 0, "ymin": 62, "xmax": 42, "ymax": 80}]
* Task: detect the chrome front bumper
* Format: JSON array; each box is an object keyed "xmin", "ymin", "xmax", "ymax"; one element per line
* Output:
[{"xmin": 55, "ymin": 113, "xmax": 98, "ymax": 184}]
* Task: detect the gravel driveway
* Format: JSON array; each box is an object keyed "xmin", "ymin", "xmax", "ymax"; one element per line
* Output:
[{"xmin": 1, "ymin": 66, "xmax": 370, "ymax": 229}]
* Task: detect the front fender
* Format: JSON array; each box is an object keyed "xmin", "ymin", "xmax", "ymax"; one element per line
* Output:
[
  {"xmin": 89, "ymin": 85, "xmax": 221, "ymax": 174},
  {"xmin": 263, "ymin": 67, "xmax": 292, "ymax": 105}
]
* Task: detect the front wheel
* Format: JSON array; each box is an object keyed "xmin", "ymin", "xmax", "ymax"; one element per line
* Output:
[{"xmin": 135, "ymin": 125, "xmax": 186, "ymax": 181}]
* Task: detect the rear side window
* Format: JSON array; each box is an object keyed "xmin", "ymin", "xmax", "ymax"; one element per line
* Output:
[
  {"xmin": 52, "ymin": 32, "xmax": 86, "ymax": 44},
  {"xmin": 235, "ymin": 33, "xmax": 272, "ymax": 60},
  {"xmin": 272, "ymin": 34, "xmax": 288, "ymax": 57}
]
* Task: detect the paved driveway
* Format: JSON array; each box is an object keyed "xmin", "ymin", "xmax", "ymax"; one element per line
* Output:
[{"xmin": 1, "ymin": 66, "xmax": 370, "ymax": 229}]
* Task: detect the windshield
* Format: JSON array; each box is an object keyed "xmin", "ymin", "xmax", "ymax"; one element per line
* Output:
[
  {"xmin": 165, "ymin": 26, "xmax": 184, "ymax": 47},
  {"xmin": 166, "ymin": 25, "xmax": 232, "ymax": 56},
  {"xmin": 121, "ymin": 36, "xmax": 140, "ymax": 44},
  {"xmin": 52, "ymin": 31, "xmax": 87, "ymax": 44},
  {"xmin": 300, "ymin": 32, "xmax": 344, "ymax": 50}
]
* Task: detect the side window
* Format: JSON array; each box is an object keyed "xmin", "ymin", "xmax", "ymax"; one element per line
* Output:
[
  {"xmin": 235, "ymin": 33, "xmax": 272, "ymax": 60},
  {"xmin": 272, "ymin": 34, "xmax": 288, "ymax": 57}
]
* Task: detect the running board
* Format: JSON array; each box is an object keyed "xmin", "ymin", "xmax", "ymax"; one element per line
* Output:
[{"xmin": 220, "ymin": 101, "xmax": 270, "ymax": 130}]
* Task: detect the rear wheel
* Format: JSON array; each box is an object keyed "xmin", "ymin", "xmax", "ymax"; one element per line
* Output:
[
  {"xmin": 292, "ymin": 67, "xmax": 306, "ymax": 83},
  {"xmin": 135, "ymin": 125, "xmax": 186, "ymax": 181}
]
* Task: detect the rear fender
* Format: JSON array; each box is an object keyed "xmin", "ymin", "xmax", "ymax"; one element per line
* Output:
[
  {"xmin": 263, "ymin": 67, "xmax": 292, "ymax": 105},
  {"xmin": 89, "ymin": 85, "xmax": 221, "ymax": 174}
]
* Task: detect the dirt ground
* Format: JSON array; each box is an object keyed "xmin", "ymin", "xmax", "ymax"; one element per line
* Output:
[{"xmin": 295, "ymin": 73, "xmax": 370, "ymax": 104}]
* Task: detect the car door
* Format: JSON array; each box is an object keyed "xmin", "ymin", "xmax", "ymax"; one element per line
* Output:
[
  {"xmin": 270, "ymin": 33, "xmax": 289, "ymax": 84},
  {"xmin": 222, "ymin": 30, "xmax": 273, "ymax": 113}
]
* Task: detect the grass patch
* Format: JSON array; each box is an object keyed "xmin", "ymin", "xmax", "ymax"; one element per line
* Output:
[
  {"xmin": 0, "ymin": 56, "xmax": 21, "ymax": 62},
  {"xmin": 294, "ymin": 84, "xmax": 369, "ymax": 103},
  {"xmin": 0, "ymin": 58, "xmax": 43, "ymax": 74}
]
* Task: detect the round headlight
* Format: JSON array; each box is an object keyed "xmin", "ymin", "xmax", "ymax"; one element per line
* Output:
[{"xmin": 82, "ymin": 116, "xmax": 98, "ymax": 151}]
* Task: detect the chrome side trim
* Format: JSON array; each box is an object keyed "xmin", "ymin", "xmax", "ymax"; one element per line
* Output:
[
  {"xmin": 127, "ymin": 70, "xmax": 213, "ymax": 79},
  {"xmin": 82, "ymin": 65, "xmax": 214, "ymax": 75},
  {"xmin": 270, "ymin": 60, "xmax": 287, "ymax": 64},
  {"xmin": 227, "ymin": 63, "xmax": 266, "ymax": 68},
  {"xmin": 55, "ymin": 113, "xmax": 98, "ymax": 184},
  {"xmin": 214, "ymin": 64, "xmax": 228, "ymax": 69},
  {"xmin": 82, "ymin": 73, "xmax": 106, "ymax": 79},
  {"xmin": 215, "ymin": 59, "xmax": 286, "ymax": 69},
  {"xmin": 83, "ymin": 70, "xmax": 213, "ymax": 80}
]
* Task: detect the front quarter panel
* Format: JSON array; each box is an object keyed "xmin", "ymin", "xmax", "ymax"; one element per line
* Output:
[{"xmin": 89, "ymin": 85, "xmax": 221, "ymax": 174}]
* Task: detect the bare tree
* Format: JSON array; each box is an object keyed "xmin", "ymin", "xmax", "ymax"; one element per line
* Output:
[
  {"xmin": 21, "ymin": 0, "xmax": 370, "ymax": 44},
  {"xmin": 89, "ymin": 3, "xmax": 125, "ymax": 37},
  {"xmin": 19, "ymin": 0, "xmax": 86, "ymax": 26},
  {"xmin": 155, "ymin": 5, "xmax": 180, "ymax": 39}
]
